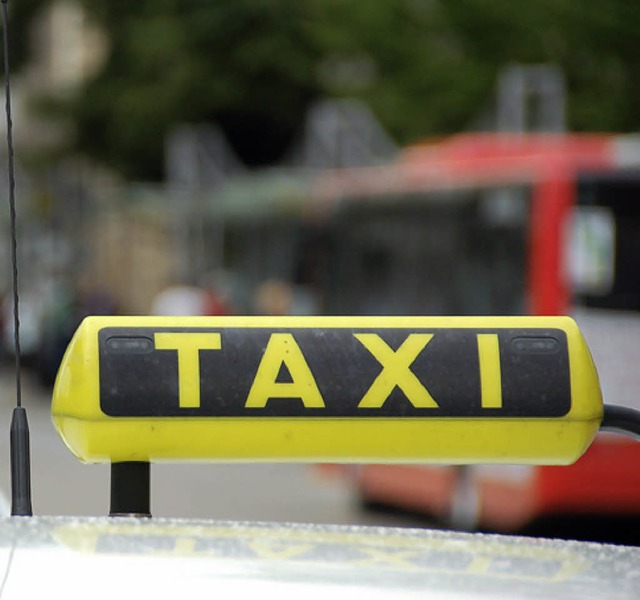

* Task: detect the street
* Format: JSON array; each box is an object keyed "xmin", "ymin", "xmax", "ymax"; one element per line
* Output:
[{"xmin": 0, "ymin": 366, "xmax": 423, "ymax": 527}]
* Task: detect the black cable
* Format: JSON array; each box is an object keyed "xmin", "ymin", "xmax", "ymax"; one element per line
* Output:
[{"xmin": 600, "ymin": 404, "xmax": 640, "ymax": 440}]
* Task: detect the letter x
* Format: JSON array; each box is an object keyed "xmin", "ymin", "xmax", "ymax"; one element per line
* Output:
[{"xmin": 355, "ymin": 333, "xmax": 438, "ymax": 408}]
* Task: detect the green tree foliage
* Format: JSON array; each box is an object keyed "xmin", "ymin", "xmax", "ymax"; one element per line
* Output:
[
  {"xmin": 29, "ymin": 0, "xmax": 640, "ymax": 179},
  {"xmin": 72, "ymin": 0, "xmax": 326, "ymax": 178},
  {"xmin": 3, "ymin": 0, "xmax": 48, "ymax": 68}
]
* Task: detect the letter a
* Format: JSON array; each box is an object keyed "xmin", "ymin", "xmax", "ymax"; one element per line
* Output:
[{"xmin": 246, "ymin": 334, "xmax": 325, "ymax": 408}]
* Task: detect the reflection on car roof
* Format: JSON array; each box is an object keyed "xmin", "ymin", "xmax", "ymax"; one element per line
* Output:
[{"xmin": 0, "ymin": 516, "xmax": 638, "ymax": 599}]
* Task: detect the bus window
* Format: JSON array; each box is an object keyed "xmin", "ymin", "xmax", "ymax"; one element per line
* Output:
[
  {"xmin": 572, "ymin": 172, "xmax": 640, "ymax": 311},
  {"xmin": 567, "ymin": 206, "xmax": 615, "ymax": 296},
  {"xmin": 570, "ymin": 171, "xmax": 640, "ymax": 412},
  {"xmin": 327, "ymin": 186, "xmax": 531, "ymax": 317}
]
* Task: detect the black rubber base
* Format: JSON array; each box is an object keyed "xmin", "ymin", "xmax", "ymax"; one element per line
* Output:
[{"xmin": 110, "ymin": 461, "xmax": 151, "ymax": 517}]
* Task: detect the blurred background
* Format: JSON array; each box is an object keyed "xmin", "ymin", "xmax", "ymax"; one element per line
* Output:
[{"xmin": 0, "ymin": 0, "xmax": 640, "ymax": 544}]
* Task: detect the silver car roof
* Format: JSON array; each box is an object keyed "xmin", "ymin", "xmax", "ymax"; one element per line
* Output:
[{"xmin": 0, "ymin": 516, "xmax": 637, "ymax": 599}]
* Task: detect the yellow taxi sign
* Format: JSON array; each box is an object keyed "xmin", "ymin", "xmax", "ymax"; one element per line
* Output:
[{"xmin": 51, "ymin": 316, "xmax": 602, "ymax": 465}]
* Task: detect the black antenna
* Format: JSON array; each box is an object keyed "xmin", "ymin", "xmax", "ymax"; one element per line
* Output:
[{"xmin": 2, "ymin": 0, "xmax": 32, "ymax": 517}]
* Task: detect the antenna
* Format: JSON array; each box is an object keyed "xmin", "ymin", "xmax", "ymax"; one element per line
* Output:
[{"xmin": 2, "ymin": 0, "xmax": 33, "ymax": 516}]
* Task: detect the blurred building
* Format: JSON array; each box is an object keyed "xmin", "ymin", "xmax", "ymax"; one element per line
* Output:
[
  {"xmin": 0, "ymin": 0, "xmax": 110, "ymax": 363},
  {"xmin": 0, "ymin": 1, "xmax": 106, "ymax": 152}
]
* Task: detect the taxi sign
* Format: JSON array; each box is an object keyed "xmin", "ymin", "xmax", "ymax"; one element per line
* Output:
[{"xmin": 51, "ymin": 316, "xmax": 602, "ymax": 464}]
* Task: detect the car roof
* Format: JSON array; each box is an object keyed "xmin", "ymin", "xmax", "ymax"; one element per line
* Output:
[{"xmin": 0, "ymin": 516, "xmax": 638, "ymax": 599}]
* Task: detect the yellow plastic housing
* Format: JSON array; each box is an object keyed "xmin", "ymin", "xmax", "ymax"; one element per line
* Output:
[{"xmin": 51, "ymin": 316, "xmax": 603, "ymax": 465}]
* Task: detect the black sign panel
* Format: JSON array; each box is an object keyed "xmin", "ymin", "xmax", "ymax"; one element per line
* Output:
[{"xmin": 98, "ymin": 327, "xmax": 571, "ymax": 418}]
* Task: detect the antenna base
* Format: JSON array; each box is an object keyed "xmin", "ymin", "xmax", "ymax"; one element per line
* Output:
[{"xmin": 10, "ymin": 406, "xmax": 32, "ymax": 516}]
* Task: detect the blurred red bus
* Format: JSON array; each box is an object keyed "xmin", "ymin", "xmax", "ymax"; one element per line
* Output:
[{"xmin": 299, "ymin": 133, "xmax": 640, "ymax": 543}]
